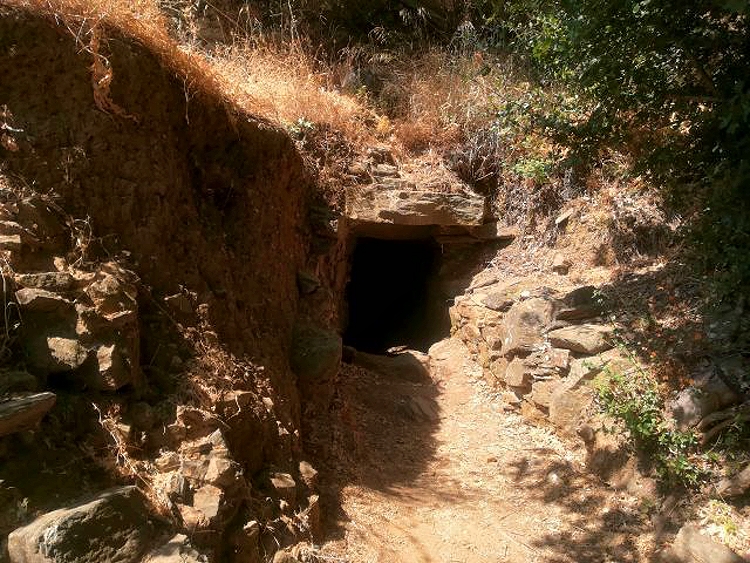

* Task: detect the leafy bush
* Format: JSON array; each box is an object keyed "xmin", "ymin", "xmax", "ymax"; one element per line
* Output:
[
  {"xmin": 595, "ymin": 365, "xmax": 706, "ymax": 487},
  {"xmin": 476, "ymin": 0, "xmax": 750, "ymax": 296}
]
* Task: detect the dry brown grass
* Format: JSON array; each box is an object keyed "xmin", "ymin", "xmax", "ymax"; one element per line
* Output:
[
  {"xmin": 391, "ymin": 49, "xmax": 498, "ymax": 151},
  {"xmin": 5, "ymin": 1, "xmax": 537, "ymax": 159},
  {"xmin": 5, "ymin": 0, "xmax": 252, "ymax": 118},
  {"xmin": 204, "ymin": 41, "xmax": 378, "ymax": 143}
]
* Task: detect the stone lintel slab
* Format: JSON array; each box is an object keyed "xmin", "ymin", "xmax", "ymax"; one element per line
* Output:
[{"xmin": 345, "ymin": 186, "xmax": 487, "ymax": 227}]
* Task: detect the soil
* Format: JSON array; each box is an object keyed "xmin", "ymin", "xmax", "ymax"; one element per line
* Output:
[{"xmin": 307, "ymin": 339, "xmax": 657, "ymax": 563}]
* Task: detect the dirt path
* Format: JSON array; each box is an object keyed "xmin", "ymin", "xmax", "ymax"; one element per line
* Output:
[{"xmin": 307, "ymin": 338, "xmax": 655, "ymax": 563}]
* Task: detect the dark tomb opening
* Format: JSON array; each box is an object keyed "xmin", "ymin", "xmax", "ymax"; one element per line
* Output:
[{"xmin": 343, "ymin": 237, "xmax": 451, "ymax": 353}]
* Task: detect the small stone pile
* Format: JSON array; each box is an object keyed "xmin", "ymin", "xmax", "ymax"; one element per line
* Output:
[
  {"xmin": 451, "ymin": 277, "xmax": 742, "ymax": 440},
  {"xmin": 450, "ymin": 281, "xmax": 617, "ymax": 428}
]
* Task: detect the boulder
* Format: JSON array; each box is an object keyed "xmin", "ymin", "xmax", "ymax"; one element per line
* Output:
[
  {"xmin": 345, "ymin": 186, "xmax": 486, "ymax": 226},
  {"xmin": 531, "ymin": 379, "xmax": 561, "ymax": 410},
  {"xmin": 0, "ymin": 220, "xmax": 24, "ymax": 236},
  {"xmin": 501, "ymin": 347, "xmax": 569, "ymax": 390},
  {"xmin": 14, "ymin": 272, "xmax": 75, "ymax": 292},
  {"xmin": 298, "ymin": 461, "xmax": 319, "ymax": 491},
  {"xmin": 93, "ymin": 344, "xmax": 132, "ymax": 390},
  {"xmin": 27, "ymin": 336, "xmax": 90, "ymax": 375},
  {"xmin": 547, "ymin": 324, "xmax": 614, "ymax": 355},
  {"xmin": 372, "ymin": 163, "xmax": 399, "ymax": 177},
  {"xmin": 479, "ymin": 322, "xmax": 505, "ymax": 351},
  {"xmin": 661, "ymin": 524, "xmax": 745, "ymax": 563},
  {"xmin": 178, "ymin": 429, "xmax": 241, "ymax": 490},
  {"xmin": 549, "ymin": 370, "xmax": 597, "ymax": 435},
  {"xmin": 192, "ymin": 484, "xmax": 223, "ymax": 523},
  {"xmin": 555, "ymin": 209, "xmax": 575, "ymax": 228},
  {"xmin": 451, "ymin": 294, "xmax": 499, "ymax": 322},
  {"xmin": 488, "ymin": 357, "xmax": 508, "ymax": 386},
  {"xmin": 269, "ymin": 473, "xmax": 297, "ymax": 503},
  {"xmin": 549, "ymin": 349, "xmax": 635, "ymax": 435},
  {"xmin": 84, "ymin": 266, "xmax": 138, "ymax": 320},
  {"xmin": 501, "ymin": 390, "xmax": 522, "ymax": 408},
  {"xmin": 290, "ymin": 325, "xmax": 342, "ymax": 399},
  {"xmin": 0, "ymin": 392, "xmax": 56, "ymax": 437},
  {"xmin": 669, "ymin": 372, "xmax": 740, "ymax": 430},
  {"xmin": 501, "ymin": 298, "xmax": 555, "ymax": 357},
  {"xmin": 7, "ymin": 486, "xmax": 166, "ymax": 563},
  {"xmin": 0, "ymin": 233, "xmax": 22, "ymax": 252},
  {"xmin": 555, "ymin": 285, "xmax": 604, "ymax": 321},
  {"xmin": 552, "ymin": 253, "xmax": 571, "ymax": 275},
  {"xmin": 504, "ymin": 358, "xmax": 530, "ymax": 388}
]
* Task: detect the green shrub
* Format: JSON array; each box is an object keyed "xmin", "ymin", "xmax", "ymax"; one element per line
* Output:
[{"xmin": 595, "ymin": 365, "xmax": 706, "ymax": 487}]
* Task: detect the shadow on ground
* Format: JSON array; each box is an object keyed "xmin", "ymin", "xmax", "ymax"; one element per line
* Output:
[
  {"xmin": 302, "ymin": 352, "xmax": 451, "ymax": 544},
  {"xmin": 501, "ymin": 450, "xmax": 657, "ymax": 563}
]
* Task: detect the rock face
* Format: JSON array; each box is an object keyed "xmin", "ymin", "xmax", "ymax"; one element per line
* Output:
[
  {"xmin": 13, "ymin": 259, "xmax": 141, "ymax": 391},
  {"xmin": 345, "ymin": 186, "xmax": 486, "ymax": 227},
  {"xmin": 7, "ymin": 486, "xmax": 166, "ymax": 563},
  {"xmin": 449, "ymin": 277, "xmax": 642, "ymax": 478}
]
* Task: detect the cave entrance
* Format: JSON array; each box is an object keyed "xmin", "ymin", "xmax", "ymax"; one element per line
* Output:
[{"xmin": 343, "ymin": 237, "xmax": 450, "ymax": 354}]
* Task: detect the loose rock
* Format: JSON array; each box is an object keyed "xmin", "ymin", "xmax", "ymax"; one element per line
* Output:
[
  {"xmin": 716, "ymin": 463, "xmax": 750, "ymax": 497},
  {"xmin": 661, "ymin": 523, "xmax": 745, "ymax": 563},
  {"xmin": 15, "ymin": 287, "xmax": 72, "ymax": 313},
  {"xmin": 502, "ymin": 298, "xmax": 555, "ymax": 357},
  {"xmin": 144, "ymin": 534, "xmax": 205, "ymax": 563},
  {"xmin": 269, "ymin": 473, "xmax": 297, "ymax": 503},
  {"xmin": 14, "ymin": 271, "xmax": 74, "ymax": 292},
  {"xmin": 669, "ymin": 372, "xmax": 739, "ymax": 430},
  {"xmin": 7, "ymin": 486, "xmax": 165, "ymax": 563},
  {"xmin": 552, "ymin": 252, "xmax": 571, "ymax": 275},
  {"xmin": 0, "ymin": 392, "xmax": 56, "ymax": 437},
  {"xmin": 547, "ymin": 324, "xmax": 614, "ymax": 355}
]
